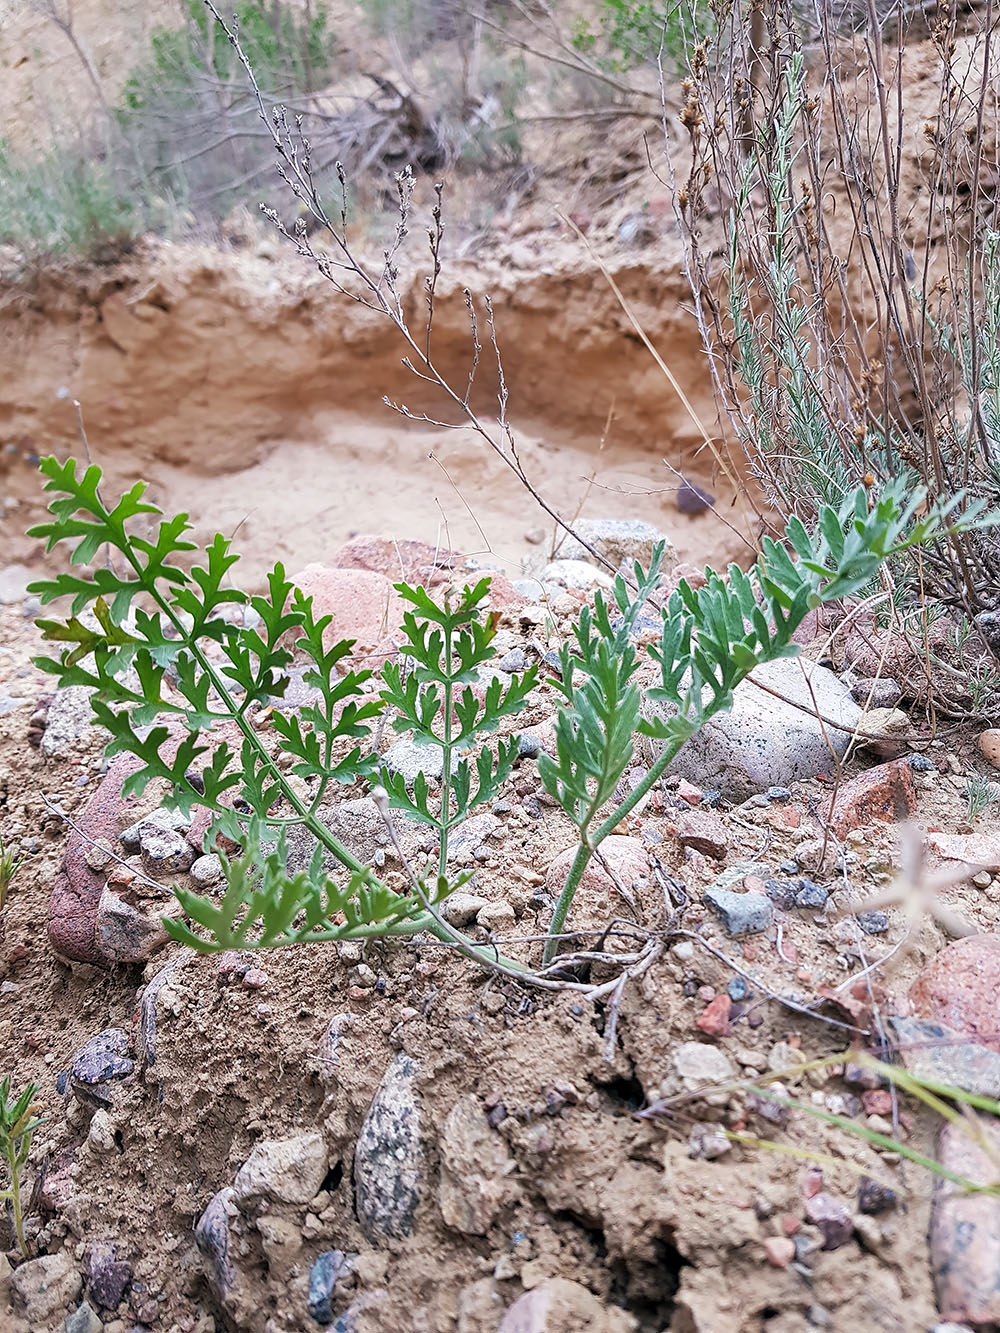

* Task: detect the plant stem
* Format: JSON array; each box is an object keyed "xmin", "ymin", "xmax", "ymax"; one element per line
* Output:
[
  {"xmin": 543, "ymin": 840, "xmax": 594, "ymax": 965},
  {"xmin": 439, "ymin": 605, "xmax": 454, "ymax": 880},
  {"xmin": 3, "ymin": 1142, "xmax": 26, "ymax": 1256}
]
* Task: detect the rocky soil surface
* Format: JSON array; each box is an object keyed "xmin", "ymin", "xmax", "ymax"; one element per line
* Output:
[{"xmin": 1, "ymin": 513, "xmax": 1000, "ymax": 1333}]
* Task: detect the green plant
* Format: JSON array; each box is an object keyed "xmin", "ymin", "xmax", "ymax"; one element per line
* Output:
[
  {"xmin": 964, "ymin": 773, "xmax": 1000, "ymax": 822},
  {"xmin": 0, "ymin": 838, "xmax": 22, "ymax": 916},
  {"xmin": 0, "ymin": 1077, "xmax": 43, "ymax": 1257},
  {"xmin": 571, "ymin": 0, "xmax": 710, "ymax": 73},
  {"xmin": 28, "ymin": 459, "xmax": 986, "ymax": 975},
  {"xmin": 0, "ymin": 139, "xmax": 145, "ymax": 262}
]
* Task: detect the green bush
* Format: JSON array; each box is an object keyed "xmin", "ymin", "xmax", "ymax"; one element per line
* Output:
[{"xmin": 571, "ymin": 0, "xmax": 711, "ymax": 73}]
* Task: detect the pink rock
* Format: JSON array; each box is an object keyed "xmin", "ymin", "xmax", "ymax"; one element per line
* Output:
[
  {"xmin": 49, "ymin": 751, "xmax": 145, "ymax": 963},
  {"xmin": 332, "ymin": 534, "xmax": 455, "ymax": 586},
  {"xmin": 695, "ymin": 993, "xmax": 732, "ymax": 1036},
  {"xmin": 291, "ymin": 565, "xmax": 406, "ymax": 660},
  {"xmin": 762, "ymin": 1236, "xmax": 795, "ymax": 1268},
  {"xmin": 929, "ymin": 830, "xmax": 1000, "ymax": 871},
  {"xmin": 676, "ymin": 779, "xmax": 703, "ymax": 805},
  {"xmin": 675, "ymin": 809, "xmax": 728, "ymax": 859},
  {"xmin": 821, "ymin": 758, "xmax": 917, "ymax": 837},
  {"xmin": 909, "ymin": 935, "xmax": 1000, "ymax": 1052},
  {"xmin": 499, "ymin": 1278, "xmax": 632, "ymax": 1333},
  {"xmin": 544, "ymin": 837, "xmax": 650, "ymax": 909},
  {"xmin": 931, "ymin": 1118, "xmax": 1000, "ymax": 1324}
]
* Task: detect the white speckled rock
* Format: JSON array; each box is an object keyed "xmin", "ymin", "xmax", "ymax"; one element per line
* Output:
[
  {"xmin": 355, "ymin": 1055, "xmax": 423, "ymax": 1240},
  {"xmin": 554, "ymin": 518, "xmax": 676, "ymax": 574},
  {"xmin": 542, "ymin": 559, "xmax": 615, "ymax": 591},
  {"xmin": 643, "ymin": 657, "xmax": 862, "ymax": 799}
]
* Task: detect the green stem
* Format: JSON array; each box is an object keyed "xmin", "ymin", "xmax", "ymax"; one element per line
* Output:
[
  {"xmin": 542, "ymin": 840, "xmax": 594, "ymax": 966},
  {"xmin": 3, "ymin": 1142, "xmax": 26, "ymax": 1256},
  {"xmin": 439, "ymin": 610, "xmax": 454, "ymax": 880}
]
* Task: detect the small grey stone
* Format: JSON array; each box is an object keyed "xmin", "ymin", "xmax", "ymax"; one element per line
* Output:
[
  {"xmin": 676, "ymin": 481, "xmax": 714, "ymax": 515},
  {"xmin": 766, "ymin": 786, "xmax": 793, "ymax": 802},
  {"xmin": 70, "ymin": 1029, "xmax": 134, "ymax": 1104},
  {"xmin": 542, "ymin": 559, "xmax": 614, "ymax": 591},
  {"xmin": 355, "ymin": 1055, "xmax": 422, "ymax": 1240},
  {"xmin": 438, "ymin": 1095, "xmax": 515, "ymax": 1235},
  {"xmin": 0, "ymin": 695, "xmax": 27, "ymax": 715},
  {"xmin": 190, "ymin": 853, "xmax": 223, "ymax": 885},
  {"xmin": 804, "ymin": 1192, "xmax": 854, "ymax": 1250},
  {"xmin": 309, "ymin": 1250, "xmax": 352, "ymax": 1325},
  {"xmin": 195, "ymin": 1187, "xmax": 236, "ymax": 1298},
  {"xmin": 849, "ymin": 677, "xmax": 903, "ymax": 709},
  {"xmin": 140, "ymin": 828, "xmax": 195, "ymax": 875},
  {"xmin": 383, "ymin": 738, "xmax": 445, "ymax": 784},
  {"xmin": 764, "ymin": 880, "xmax": 799, "ymax": 911},
  {"xmin": 795, "ymin": 879, "xmax": 830, "ymax": 910},
  {"xmin": 856, "ymin": 909, "xmax": 890, "ymax": 934},
  {"xmin": 517, "ymin": 733, "xmax": 542, "ymax": 759},
  {"xmin": 704, "ymin": 886, "xmax": 774, "ymax": 936},
  {"xmin": 891, "ymin": 1016, "xmax": 1000, "ymax": 1098},
  {"xmin": 512, "ymin": 578, "xmax": 546, "ymax": 599},
  {"xmin": 96, "ymin": 885, "xmax": 174, "ymax": 964},
  {"xmin": 64, "ymin": 1300, "xmax": 102, "ymax": 1333},
  {"xmin": 120, "ymin": 806, "xmax": 190, "ymax": 852},
  {"xmin": 498, "ymin": 648, "xmax": 528, "ymax": 673},
  {"xmin": 908, "ymin": 753, "xmax": 936, "ymax": 772}
]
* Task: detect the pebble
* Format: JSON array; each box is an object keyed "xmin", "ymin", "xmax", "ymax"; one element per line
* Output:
[
  {"xmin": 139, "ymin": 827, "xmax": 196, "ymax": 876},
  {"xmin": 850, "ymin": 677, "xmax": 902, "ymax": 708},
  {"xmin": 10, "ymin": 1252, "xmax": 82, "ymax": 1324},
  {"xmin": 766, "ymin": 786, "xmax": 792, "ymax": 802},
  {"xmin": 695, "ymin": 994, "xmax": 732, "ymax": 1036},
  {"xmin": 64, "ymin": 1301, "xmax": 102, "ymax": 1333},
  {"xmin": 666, "ymin": 1042, "xmax": 736, "ymax": 1103},
  {"xmin": 764, "ymin": 879, "xmax": 799, "ymax": 911},
  {"xmin": 892, "ymin": 1016, "xmax": 1000, "ymax": 1098},
  {"xmin": 87, "ymin": 1242, "xmax": 132, "ymax": 1310},
  {"xmin": 794, "ymin": 879, "xmax": 829, "ymax": 910},
  {"xmin": 822, "ymin": 758, "xmax": 917, "ymax": 837},
  {"xmin": 498, "ymin": 1277, "xmax": 635, "ymax": 1333},
  {"xmin": 688, "ymin": 1122, "xmax": 731, "ymax": 1159},
  {"xmin": 355, "ymin": 1055, "xmax": 423, "ymax": 1240},
  {"xmin": 308, "ymin": 1249, "xmax": 351, "ymax": 1325},
  {"xmin": 676, "ymin": 480, "xmax": 714, "ymax": 514},
  {"xmin": 96, "ymin": 885, "xmax": 173, "ymax": 964},
  {"xmin": 931, "ymin": 1117, "xmax": 1000, "ymax": 1324},
  {"xmin": 978, "ymin": 729, "xmax": 1000, "ymax": 770},
  {"xmin": 498, "ymin": 648, "xmax": 529, "ymax": 673},
  {"xmin": 762, "ymin": 1236, "xmax": 796, "ymax": 1268},
  {"xmin": 727, "ymin": 977, "xmax": 749, "ymax": 1001},
  {"xmin": 857, "ymin": 1176, "xmax": 897, "ymax": 1215},
  {"xmin": 87, "ymin": 1109, "xmax": 117, "ymax": 1154},
  {"xmin": 439, "ymin": 892, "xmax": 490, "ymax": 926},
  {"xmin": 41, "ymin": 685, "xmax": 99, "ymax": 757},
  {"xmin": 553, "ymin": 517, "xmax": 673, "ymax": 572},
  {"xmin": 382, "ymin": 737, "xmax": 448, "ymax": 784},
  {"xmin": 675, "ymin": 809, "xmax": 728, "ymax": 859},
  {"xmin": 232, "ymin": 1131, "xmax": 328, "ymax": 1206},
  {"xmin": 119, "ymin": 806, "xmax": 190, "ymax": 852},
  {"xmin": 70, "ymin": 1029, "xmax": 135, "ymax": 1105},
  {"xmin": 438, "ymin": 1095, "xmax": 516, "ymax": 1235},
  {"xmin": 804, "ymin": 1192, "xmax": 854, "ymax": 1249},
  {"xmin": 704, "ymin": 885, "xmax": 774, "ymax": 937},
  {"xmin": 190, "ymin": 853, "xmax": 222, "ymax": 885},
  {"xmin": 477, "ymin": 901, "xmax": 516, "ymax": 932},
  {"xmin": 856, "ymin": 909, "xmax": 890, "ymax": 934},
  {"xmin": 195, "ymin": 1187, "xmax": 236, "ymax": 1298},
  {"xmin": 517, "ymin": 734, "xmax": 542, "ymax": 759}
]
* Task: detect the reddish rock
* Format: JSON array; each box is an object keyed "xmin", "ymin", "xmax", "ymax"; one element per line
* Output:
[
  {"xmin": 676, "ymin": 779, "xmax": 703, "ymax": 805},
  {"xmin": 498, "ymin": 1278, "xmax": 632, "ymax": 1333},
  {"xmin": 931, "ymin": 1118, "xmax": 1000, "ymax": 1325},
  {"xmin": 861, "ymin": 1089, "xmax": 894, "ymax": 1117},
  {"xmin": 675, "ymin": 809, "xmax": 728, "ymax": 860},
  {"xmin": 332, "ymin": 534, "xmax": 455, "ymax": 586},
  {"xmin": 483, "ymin": 573, "xmax": 526, "ymax": 616},
  {"xmin": 821, "ymin": 758, "xmax": 917, "ymax": 837},
  {"xmin": 929, "ymin": 830, "xmax": 1000, "ymax": 871},
  {"xmin": 695, "ymin": 993, "xmax": 732, "ymax": 1036},
  {"xmin": 762, "ymin": 1236, "xmax": 795, "ymax": 1268},
  {"xmin": 49, "ymin": 751, "xmax": 146, "ymax": 963},
  {"xmin": 291, "ymin": 565, "xmax": 406, "ymax": 658},
  {"xmin": 909, "ymin": 935, "xmax": 1000, "ymax": 1052}
]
